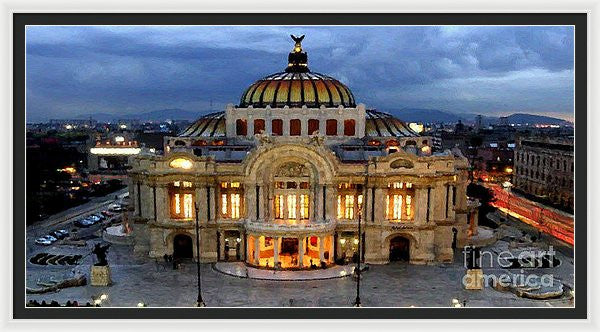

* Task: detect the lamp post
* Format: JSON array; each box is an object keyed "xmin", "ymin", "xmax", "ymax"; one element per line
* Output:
[
  {"xmin": 354, "ymin": 204, "xmax": 362, "ymax": 307},
  {"xmin": 194, "ymin": 203, "xmax": 205, "ymax": 307},
  {"xmin": 354, "ymin": 158, "xmax": 371, "ymax": 307}
]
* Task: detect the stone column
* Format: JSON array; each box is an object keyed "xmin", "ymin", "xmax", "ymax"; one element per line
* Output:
[
  {"xmin": 273, "ymin": 237, "xmax": 280, "ymax": 266},
  {"xmin": 196, "ymin": 186, "xmax": 208, "ymax": 223},
  {"xmin": 298, "ymin": 236, "xmax": 305, "ymax": 268},
  {"xmin": 247, "ymin": 119, "xmax": 254, "ymax": 137},
  {"xmin": 257, "ymin": 185, "xmax": 265, "ymax": 220},
  {"xmin": 218, "ymin": 230, "xmax": 225, "ymax": 261},
  {"xmin": 208, "ymin": 185, "xmax": 216, "ymax": 222},
  {"xmin": 325, "ymin": 185, "xmax": 336, "ymax": 220},
  {"xmin": 431, "ymin": 184, "xmax": 445, "ymax": 221},
  {"xmin": 373, "ymin": 187, "xmax": 386, "ymax": 223},
  {"xmin": 315, "ymin": 185, "xmax": 323, "ymax": 221},
  {"xmin": 319, "ymin": 236, "xmax": 325, "ymax": 262},
  {"xmin": 156, "ymin": 185, "xmax": 169, "ymax": 222},
  {"xmin": 414, "ymin": 186, "xmax": 428, "ymax": 225},
  {"xmin": 254, "ymin": 236, "xmax": 260, "ymax": 264},
  {"xmin": 329, "ymin": 235, "xmax": 335, "ymax": 263},
  {"xmin": 245, "ymin": 183, "xmax": 256, "ymax": 221}
]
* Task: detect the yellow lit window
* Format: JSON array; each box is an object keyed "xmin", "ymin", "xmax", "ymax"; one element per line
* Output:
[
  {"xmin": 183, "ymin": 181, "xmax": 192, "ymax": 188},
  {"xmin": 287, "ymin": 195, "xmax": 297, "ymax": 219},
  {"xmin": 275, "ymin": 195, "xmax": 284, "ymax": 219},
  {"xmin": 345, "ymin": 195, "xmax": 354, "ymax": 219},
  {"xmin": 175, "ymin": 194, "xmax": 181, "ymax": 214},
  {"xmin": 221, "ymin": 182, "xmax": 228, "ymax": 189},
  {"xmin": 406, "ymin": 195, "xmax": 412, "ymax": 219},
  {"xmin": 169, "ymin": 158, "xmax": 193, "ymax": 169},
  {"xmin": 231, "ymin": 194, "xmax": 240, "ymax": 219},
  {"xmin": 231, "ymin": 182, "xmax": 240, "ymax": 188},
  {"xmin": 337, "ymin": 195, "xmax": 343, "ymax": 219},
  {"xmin": 221, "ymin": 194, "xmax": 228, "ymax": 215},
  {"xmin": 174, "ymin": 181, "xmax": 181, "ymax": 187},
  {"xmin": 300, "ymin": 194, "xmax": 309, "ymax": 219},
  {"xmin": 183, "ymin": 194, "xmax": 193, "ymax": 219}
]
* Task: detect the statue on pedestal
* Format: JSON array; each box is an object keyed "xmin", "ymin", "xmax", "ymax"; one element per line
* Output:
[{"xmin": 92, "ymin": 243, "xmax": 110, "ymax": 266}]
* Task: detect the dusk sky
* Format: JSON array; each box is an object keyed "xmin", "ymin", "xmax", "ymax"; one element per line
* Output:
[{"xmin": 26, "ymin": 26, "xmax": 575, "ymax": 122}]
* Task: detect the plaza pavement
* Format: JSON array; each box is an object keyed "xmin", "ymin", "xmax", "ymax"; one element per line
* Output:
[{"xmin": 25, "ymin": 232, "xmax": 575, "ymax": 307}]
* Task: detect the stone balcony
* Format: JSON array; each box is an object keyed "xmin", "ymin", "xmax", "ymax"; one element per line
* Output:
[{"xmin": 244, "ymin": 219, "xmax": 336, "ymax": 236}]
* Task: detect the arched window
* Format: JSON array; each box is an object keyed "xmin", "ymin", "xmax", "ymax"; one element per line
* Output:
[
  {"xmin": 290, "ymin": 119, "xmax": 301, "ymax": 136},
  {"xmin": 236, "ymin": 119, "xmax": 247, "ymax": 136},
  {"xmin": 308, "ymin": 119, "xmax": 319, "ymax": 135},
  {"xmin": 254, "ymin": 119, "xmax": 265, "ymax": 134},
  {"xmin": 272, "ymin": 119, "xmax": 283, "ymax": 136},
  {"xmin": 326, "ymin": 119, "xmax": 337, "ymax": 136},
  {"xmin": 343, "ymin": 119, "xmax": 356, "ymax": 136}
]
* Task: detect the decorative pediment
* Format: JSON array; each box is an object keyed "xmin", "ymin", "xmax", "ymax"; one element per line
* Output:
[
  {"xmin": 275, "ymin": 162, "xmax": 309, "ymax": 177},
  {"xmin": 390, "ymin": 158, "xmax": 414, "ymax": 169}
]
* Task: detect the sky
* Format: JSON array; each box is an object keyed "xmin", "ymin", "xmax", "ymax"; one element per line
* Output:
[{"xmin": 26, "ymin": 25, "xmax": 575, "ymax": 122}]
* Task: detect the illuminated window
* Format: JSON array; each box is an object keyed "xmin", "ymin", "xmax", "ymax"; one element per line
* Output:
[
  {"xmin": 345, "ymin": 195, "xmax": 355, "ymax": 219},
  {"xmin": 275, "ymin": 195, "xmax": 284, "ymax": 219},
  {"xmin": 169, "ymin": 158, "xmax": 193, "ymax": 170},
  {"xmin": 300, "ymin": 194, "xmax": 309, "ymax": 219},
  {"xmin": 170, "ymin": 182, "xmax": 194, "ymax": 220},
  {"xmin": 287, "ymin": 195, "xmax": 297, "ymax": 219},
  {"xmin": 220, "ymin": 182, "xmax": 244, "ymax": 219},
  {"xmin": 386, "ymin": 182, "xmax": 415, "ymax": 222},
  {"xmin": 337, "ymin": 183, "xmax": 363, "ymax": 220}
]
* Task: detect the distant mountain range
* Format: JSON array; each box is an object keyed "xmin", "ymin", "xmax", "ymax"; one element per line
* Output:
[
  {"xmin": 75, "ymin": 108, "xmax": 203, "ymax": 122},
  {"xmin": 71, "ymin": 107, "xmax": 572, "ymax": 126},
  {"xmin": 383, "ymin": 108, "xmax": 572, "ymax": 126}
]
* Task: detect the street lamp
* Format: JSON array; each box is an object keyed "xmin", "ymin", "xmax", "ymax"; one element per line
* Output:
[
  {"xmin": 354, "ymin": 158, "xmax": 372, "ymax": 307},
  {"xmin": 194, "ymin": 203, "xmax": 206, "ymax": 307}
]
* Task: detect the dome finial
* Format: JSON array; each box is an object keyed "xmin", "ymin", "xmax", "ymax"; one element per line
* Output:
[{"xmin": 286, "ymin": 34, "xmax": 309, "ymax": 73}]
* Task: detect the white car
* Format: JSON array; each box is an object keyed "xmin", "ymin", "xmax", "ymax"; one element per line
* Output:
[
  {"xmin": 35, "ymin": 238, "xmax": 52, "ymax": 246},
  {"xmin": 42, "ymin": 235, "xmax": 57, "ymax": 242}
]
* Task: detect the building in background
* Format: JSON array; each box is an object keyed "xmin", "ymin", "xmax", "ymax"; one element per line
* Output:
[{"xmin": 513, "ymin": 138, "xmax": 574, "ymax": 212}]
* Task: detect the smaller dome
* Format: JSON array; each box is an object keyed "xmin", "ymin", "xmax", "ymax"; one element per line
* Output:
[
  {"xmin": 179, "ymin": 112, "xmax": 226, "ymax": 137},
  {"xmin": 365, "ymin": 110, "xmax": 420, "ymax": 137}
]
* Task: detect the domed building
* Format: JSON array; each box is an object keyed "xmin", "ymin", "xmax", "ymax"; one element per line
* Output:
[{"xmin": 128, "ymin": 35, "xmax": 478, "ymax": 269}]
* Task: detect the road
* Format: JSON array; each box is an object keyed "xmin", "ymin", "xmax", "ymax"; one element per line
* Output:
[{"xmin": 26, "ymin": 188, "xmax": 128, "ymax": 256}]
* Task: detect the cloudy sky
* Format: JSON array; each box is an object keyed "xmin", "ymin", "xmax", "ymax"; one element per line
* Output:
[{"xmin": 26, "ymin": 25, "xmax": 574, "ymax": 122}]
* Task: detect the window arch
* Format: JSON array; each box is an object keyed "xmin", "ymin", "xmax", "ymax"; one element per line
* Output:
[
  {"xmin": 308, "ymin": 119, "xmax": 319, "ymax": 135},
  {"xmin": 326, "ymin": 119, "xmax": 337, "ymax": 136},
  {"xmin": 343, "ymin": 119, "xmax": 356, "ymax": 136},
  {"xmin": 290, "ymin": 119, "xmax": 301, "ymax": 136},
  {"xmin": 272, "ymin": 162, "xmax": 312, "ymax": 222},
  {"xmin": 236, "ymin": 119, "xmax": 247, "ymax": 136},
  {"xmin": 254, "ymin": 119, "xmax": 265, "ymax": 134},
  {"xmin": 272, "ymin": 119, "xmax": 283, "ymax": 136}
]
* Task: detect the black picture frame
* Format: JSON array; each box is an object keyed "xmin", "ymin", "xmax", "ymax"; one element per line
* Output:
[{"xmin": 13, "ymin": 13, "xmax": 587, "ymax": 319}]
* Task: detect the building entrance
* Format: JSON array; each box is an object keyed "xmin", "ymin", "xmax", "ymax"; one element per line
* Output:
[
  {"xmin": 389, "ymin": 236, "xmax": 410, "ymax": 262},
  {"xmin": 173, "ymin": 234, "xmax": 193, "ymax": 259}
]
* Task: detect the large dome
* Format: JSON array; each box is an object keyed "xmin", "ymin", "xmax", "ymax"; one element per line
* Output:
[
  {"xmin": 239, "ymin": 72, "xmax": 355, "ymax": 108},
  {"xmin": 239, "ymin": 35, "xmax": 356, "ymax": 108}
]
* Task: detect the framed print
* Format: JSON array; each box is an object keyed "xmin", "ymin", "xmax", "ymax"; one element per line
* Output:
[{"xmin": 12, "ymin": 12, "xmax": 587, "ymax": 320}]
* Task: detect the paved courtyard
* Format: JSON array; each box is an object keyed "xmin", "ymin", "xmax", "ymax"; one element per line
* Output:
[{"xmin": 25, "ymin": 226, "xmax": 575, "ymax": 307}]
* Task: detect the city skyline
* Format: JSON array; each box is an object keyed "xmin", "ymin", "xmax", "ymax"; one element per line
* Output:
[{"xmin": 26, "ymin": 25, "xmax": 575, "ymax": 122}]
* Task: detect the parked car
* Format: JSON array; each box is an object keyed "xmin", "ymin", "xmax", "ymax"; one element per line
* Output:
[
  {"xmin": 41, "ymin": 235, "xmax": 57, "ymax": 242},
  {"xmin": 57, "ymin": 229, "xmax": 69, "ymax": 236},
  {"xmin": 109, "ymin": 204, "xmax": 125, "ymax": 212},
  {"xmin": 87, "ymin": 215, "xmax": 102, "ymax": 223},
  {"xmin": 50, "ymin": 231, "xmax": 67, "ymax": 240},
  {"xmin": 35, "ymin": 238, "xmax": 52, "ymax": 246},
  {"xmin": 74, "ymin": 218, "xmax": 94, "ymax": 228}
]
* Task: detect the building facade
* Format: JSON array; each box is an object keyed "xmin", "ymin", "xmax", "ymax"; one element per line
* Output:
[
  {"xmin": 128, "ymin": 36, "xmax": 478, "ymax": 269},
  {"xmin": 513, "ymin": 138, "xmax": 574, "ymax": 212}
]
